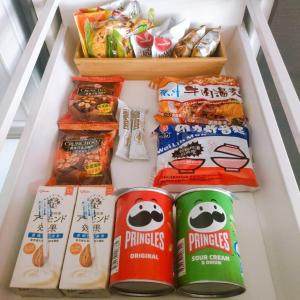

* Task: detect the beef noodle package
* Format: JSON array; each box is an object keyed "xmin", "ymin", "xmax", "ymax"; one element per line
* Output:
[
  {"xmin": 152, "ymin": 76, "xmax": 247, "ymax": 126},
  {"xmin": 48, "ymin": 130, "xmax": 116, "ymax": 185},
  {"xmin": 153, "ymin": 124, "xmax": 259, "ymax": 192}
]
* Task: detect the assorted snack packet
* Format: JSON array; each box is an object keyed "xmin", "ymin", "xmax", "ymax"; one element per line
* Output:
[
  {"xmin": 152, "ymin": 75, "xmax": 246, "ymax": 126},
  {"xmin": 48, "ymin": 130, "xmax": 116, "ymax": 186},
  {"xmin": 58, "ymin": 76, "xmax": 123, "ymax": 131},
  {"xmin": 192, "ymin": 27, "xmax": 221, "ymax": 57},
  {"xmin": 74, "ymin": 0, "xmax": 151, "ymax": 58},
  {"xmin": 152, "ymin": 19, "xmax": 190, "ymax": 58},
  {"xmin": 173, "ymin": 26, "xmax": 206, "ymax": 58},
  {"xmin": 153, "ymin": 124, "xmax": 259, "ymax": 193},
  {"xmin": 130, "ymin": 17, "xmax": 176, "ymax": 57},
  {"xmin": 109, "ymin": 18, "xmax": 153, "ymax": 58}
]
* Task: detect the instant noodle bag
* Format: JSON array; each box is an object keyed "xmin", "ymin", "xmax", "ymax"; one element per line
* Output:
[
  {"xmin": 48, "ymin": 130, "xmax": 116, "ymax": 186},
  {"xmin": 153, "ymin": 124, "xmax": 259, "ymax": 192},
  {"xmin": 151, "ymin": 76, "xmax": 246, "ymax": 126},
  {"xmin": 58, "ymin": 76, "xmax": 124, "ymax": 131}
]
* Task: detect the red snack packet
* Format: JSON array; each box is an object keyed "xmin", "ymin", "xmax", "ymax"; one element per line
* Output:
[{"xmin": 48, "ymin": 130, "xmax": 116, "ymax": 186}]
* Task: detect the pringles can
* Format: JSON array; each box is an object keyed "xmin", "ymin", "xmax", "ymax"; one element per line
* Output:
[
  {"xmin": 110, "ymin": 187, "xmax": 174, "ymax": 296},
  {"xmin": 175, "ymin": 188, "xmax": 245, "ymax": 297}
]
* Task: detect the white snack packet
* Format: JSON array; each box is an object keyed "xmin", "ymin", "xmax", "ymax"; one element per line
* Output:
[
  {"xmin": 116, "ymin": 102, "xmax": 132, "ymax": 160},
  {"xmin": 130, "ymin": 17, "xmax": 176, "ymax": 57},
  {"xmin": 152, "ymin": 18, "xmax": 190, "ymax": 57},
  {"xmin": 129, "ymin": 109, "xmax": 148, "ymax": 160}
]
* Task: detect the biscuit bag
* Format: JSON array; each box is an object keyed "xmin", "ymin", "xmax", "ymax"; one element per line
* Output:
[
  {"xmin": 152, "ymin": 19, "xmax": 190, "ymax": 57},
  {"xmin": 58, "ymin": 76, "xmax": 123, "ymax": 131},
  {"xmin": 152, "ymin": 75, "xmax": 246, "ymax": 126},
  {"xmin": 48, "ymin": 130, "xmax": 116, "ymax": 186},
  {"xmin": 173, "ymin": 26, "xmax": 206, "ymax": 57},
  {"xmin": 153, "ymin": 124, "xmax": 259, "ymax": 193}
]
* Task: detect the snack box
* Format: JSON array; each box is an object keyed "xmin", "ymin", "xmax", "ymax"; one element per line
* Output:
[
  {"xmin": 59, "ymin": 186, "xmax": 116, "ymax": 297},
  {"xmin": 73, "ymin": 38, "xmax": 227, "ymax": 80},
  {"xmin": 10, "ymin": 186, "xmax": 78, "ymax": 297}
]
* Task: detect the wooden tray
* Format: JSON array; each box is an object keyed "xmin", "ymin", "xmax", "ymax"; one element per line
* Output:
[{"xmin": 74, "ymin": 39, "xmax": 227, "ymax": 79}]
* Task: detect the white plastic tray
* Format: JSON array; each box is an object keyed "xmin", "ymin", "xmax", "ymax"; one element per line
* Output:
[{"xmin": 0, "ymin": 1, "xmax": 300, "ymax": 300}]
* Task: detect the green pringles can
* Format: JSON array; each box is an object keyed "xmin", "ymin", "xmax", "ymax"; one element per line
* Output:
[{"xmin": 175, "ymin": 188, "xmax": 245, "ymax": 297}]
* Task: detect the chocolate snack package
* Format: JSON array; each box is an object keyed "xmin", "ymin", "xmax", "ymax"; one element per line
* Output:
[
  {"xmin": 68, "ymin": 76, "xmax": 123, "ymax": 122},
  {"xmin": 48, "ymin": 130, "xmax": 116, "ymax": 186}
]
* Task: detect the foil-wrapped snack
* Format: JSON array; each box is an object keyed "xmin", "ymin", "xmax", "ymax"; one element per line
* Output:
[
  {"xmin": 173, "ymin": 26, "xmax": 206, "ymax": 58},
  {"xmin": 192, "ymin": 27, "xmax": 221, "ymax": 57}
]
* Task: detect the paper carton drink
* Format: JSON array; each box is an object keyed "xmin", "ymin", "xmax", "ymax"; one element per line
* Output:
[
  {"xmin": 10, "ymin": 186, "xmax": 77, "ymax": 297},
  {"xmin": 59, "ymin": 186, "xmax": 115, "ymax": 297}
]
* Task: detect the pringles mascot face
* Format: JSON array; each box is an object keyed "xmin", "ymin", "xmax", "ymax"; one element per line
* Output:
[
  {"xmin": 188, "ymin": 200, "xmax": 227, "ymax": 233},
  {"xmin": 126, "ymin": 199, "xmax": 164, "ymax": 232}
]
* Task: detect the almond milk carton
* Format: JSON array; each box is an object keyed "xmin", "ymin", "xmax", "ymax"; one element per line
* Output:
[
  {"xmin": 10, "ymin": 186, "xmax": 77, "ymax": 297},
  {"xmin": 60, "ymin": 186, "xmax": 116, "ymax": 297}
]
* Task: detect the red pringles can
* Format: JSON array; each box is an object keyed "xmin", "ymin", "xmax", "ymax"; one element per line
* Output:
[{"xmin": 110, "ymin": 187, "xmax": 174, "ymax": 296}]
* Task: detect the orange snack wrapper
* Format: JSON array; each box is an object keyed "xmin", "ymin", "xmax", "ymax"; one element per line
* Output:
[
  {"xmin": 151, "ymin": 76, "xmax": 247, "ymax": 126},
  {"xmin": 48, "ymin": 130, "xmax": 116, "ymax": 186}
]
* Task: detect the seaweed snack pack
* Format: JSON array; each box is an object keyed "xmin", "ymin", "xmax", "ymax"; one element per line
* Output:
[
  {"xmin": 153, "ymin": 124, "xmax": 258, "ymax": 192},
  {"xmin": 153, "ymin": 76, "xmax": 246, "ymax": 126},
  {"xmin": 173, "ymin": 26, "xmax": 206, "ymax": 58},
  {"xmin": 58, "ymin": 76, "xmax": 124, "ymax": 131},
  {"xmin": 48, "ymin": 130, "xmax": 116, "ymax": 186}
]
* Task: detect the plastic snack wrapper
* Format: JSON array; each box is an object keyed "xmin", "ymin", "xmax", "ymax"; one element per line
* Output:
[
  {"xmin": 130, "ymin": 17, "xmax": 176, "ymax": 57},
  {"xmin": 153, "ymin": 124, "xmax": 259, "ymax": 193},
  {"xmin": 58, "ymin": 76, "xmax": 124, "ymax": 131},
  {"xmin": 48, "ymin": 130, "xmax": 116, "ymax": 186},
  {"xmin": 152, "ymin": 75, "xmax": 246, "ymax": 126},
  {"xmin": 129, "ymin": 109, "xmax": 149, "ymax": 160},
  {"xmin": 110, "ymin": 18, "xmax": 153, "ymax": 58},
  {"xmin": 74, "ymin": 0, "xmax": 143, "ymax": 58},
  {"xmin": 192, "ymin": 27, "xmax": 221, "ymax": 57},
  {"xmin": 173, "ymin": 25, "xmax": 206, "ymax": 57},
  {"xmin": 152, "ymin": 18, "xmax": 190, "ymax": 57},
  {"xmin": 116, "ymin": 102, "xmax": 132, "ymax": 160}
]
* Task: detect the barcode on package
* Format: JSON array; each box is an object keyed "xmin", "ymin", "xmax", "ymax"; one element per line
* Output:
[
  {"xmin": 111, "ymin": 236, "xmax": 121, "ymax": 275},
  {"xmin": 177, "ymin": 238, "xmax": 186, "ymax": 277}
]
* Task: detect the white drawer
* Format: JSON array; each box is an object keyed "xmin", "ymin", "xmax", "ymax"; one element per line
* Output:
[{"xmin": 0, "ymin": 1, "xmax": 299, "ymax": 299}]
